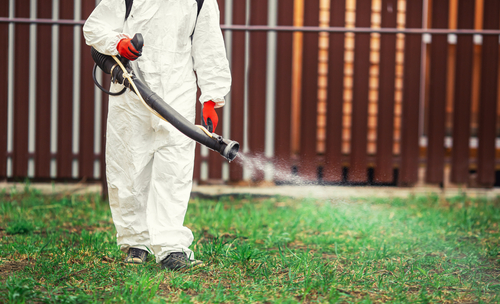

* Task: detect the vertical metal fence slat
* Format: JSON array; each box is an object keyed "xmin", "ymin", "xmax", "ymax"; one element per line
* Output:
[
  {"xmin": 13, "ymin": 0, "xmax": 31, "ymax": 178},
  {"xmin": 399, "ymin": 0, "xmax": 423, "ymax": 186},
  {"xmin": 348, "ymin": 0, "xmax": 371, "ymax": 183},
  {"xmin": 374, "ymin": 0, "xmax": 397, "ymax": 183},
  {"xmin": 274, "ymin": 0, "xmax": 294, "ymax": 181},
  {"xmin": 56, "ymin": 0, "xmax": 74, "ymax": 179},
  {"xmin": 35, "ymin": 0, "xmax": 52, "ymax": 179},
  {"xmin": 426, "ymin": 0, "xmax": 449, "ymax": 184},
  {"xmin": 79, "ymin": 1, "xmax": 96, "ymax": 181},
  {"xmin": 451, "ymin": 0, "xmax": 475, "ymax": 184},
  {"xmin": 477, "ymin": 0, "xmax": 499, "ymax": 187},
  {"xmin": 207, "ymin": 0, "xmax": 226, "ymax": 181},
  {"xmin": 323, "ymin": 0, "xmax": 346, "ymax": 183},
  {"xmin": 229, "ymin": 0, "xmax": 245, "ymax": 182},
  {"xmin": 0, "ymin": 1, "xmax": 8, "ymax": 179},
  {"xmin": 248, "ymin": 0, "xmax": 268, "ymax": 182},
  {"xmin": 299, "ymin": 0, "xmax": 320, "ymax": 180}
]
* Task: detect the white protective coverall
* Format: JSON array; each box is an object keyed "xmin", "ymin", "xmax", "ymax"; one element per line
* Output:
[{"xmin": 83, "ymin": 0, "xmax": 231, "ymax": 263}]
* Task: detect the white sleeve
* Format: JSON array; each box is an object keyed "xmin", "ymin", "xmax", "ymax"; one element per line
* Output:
[
  {"xmin": 191, "ymin": 0, "xmax": 232, "ymax": 108},
  {"xmin": 83, "ymin": 0, "xmax": 129, "ymax": 56}
]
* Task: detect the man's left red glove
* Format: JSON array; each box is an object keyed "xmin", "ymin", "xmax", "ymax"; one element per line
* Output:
[
  {"xmin": 117, "ymin": 37, "xmax": 142, "ymax": 61},
  {"xmin": 202, "ymin": 101, "xmax": 218, "ymax": 133}
]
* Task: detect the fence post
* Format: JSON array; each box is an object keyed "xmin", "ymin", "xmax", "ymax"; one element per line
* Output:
[
  {"xmin": 399, "ymin": 0, "xmax": 423, "ymax": 186},
  {"xmin": 248, "ymin": 0, "xmax": 268, "ymax": 181},
  {"xmin": 477, "ymin": 0, "xmax": 500, "ymax": 187},
  {"xmin": 56, "ymin": 0, "xmax": 75, "ymax": 179},
  {"xmin": 426, "ymin": 0, "xmax": 449, "ymax": 184},
  {"xmin": 451, "ymin": 0, "xmax": 475, "ymax": 185},
  {"xmin": 299, "ymin": 0, "xmax": 320, "ymax": 181},
  {"xmin": 229, "ymin": 0, "xmax": 246, "ymax": 182},
  {"xmin": 323, "ymin": 0, "xmax": 346, "ymax": 183},
  {"xmin": 0, "ymin": 1, "xmax": 8, "ymax": 179},
  {"xmin": 274, "ymin": 0, "xmax": 294, "ymax": 182},
  {"xmin": 374, "ymin": 0, "xmax": 398, "ymax": 183},
  {"xmin": 35, "ymin": 1, "xmax": 52, "ymax": 179},
  {"xmin": 13, "ymin": 0, "xmax": 31, "ymax": 179},
  {"xmin": 79, "ymin": 0, "xmax": 96, "ymax": 181},
  {"xmin": 348, "ymin": 0, "xmax": 372, "ymax": 183}
]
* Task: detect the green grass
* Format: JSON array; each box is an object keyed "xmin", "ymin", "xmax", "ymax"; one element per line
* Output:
[{"xmin": 0, "ymin": 186, "xmax": 499, "ymax": 303}]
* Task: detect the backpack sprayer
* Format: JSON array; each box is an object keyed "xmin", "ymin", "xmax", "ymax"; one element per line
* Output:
[{"xmin": 90, "ymin": 33, "xmax": 239, "ymax": 162}]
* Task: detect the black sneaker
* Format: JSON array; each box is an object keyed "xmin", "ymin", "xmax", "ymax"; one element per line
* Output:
[
  {"xmin": 124, "ymin": 247, "xmax": 149, "ymax": 264},
  {"xmin": 160, "ymin": 252, "xmax": 203, "ymax": 271}
]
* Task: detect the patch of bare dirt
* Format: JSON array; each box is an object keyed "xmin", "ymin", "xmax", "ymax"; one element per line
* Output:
[{"xmin": 0, "ymin": 259, "xmax": 30, "ymax": 279}]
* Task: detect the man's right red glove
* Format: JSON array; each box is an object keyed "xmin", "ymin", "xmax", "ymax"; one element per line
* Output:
[{"xmin": 117, "ymin": 38, "xmax": 142, "ymax": 61}]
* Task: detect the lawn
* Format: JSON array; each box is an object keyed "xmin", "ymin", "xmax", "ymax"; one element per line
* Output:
[{"xmin": 0, "ymin": 185, "xmax": 499, "ymax": 303}]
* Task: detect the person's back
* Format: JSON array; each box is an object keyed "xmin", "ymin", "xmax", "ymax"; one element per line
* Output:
[{"xmin": 83, "ymin": 0, "xmax": 231, "ymax": 270}]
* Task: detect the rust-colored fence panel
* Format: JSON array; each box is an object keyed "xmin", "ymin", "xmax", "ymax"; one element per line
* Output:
[
  {"xmin": 35, "ymin": 0, "xmax": 52, "ymax": 179},
  {"xmin": 248, "ymin": 0, "xmax": 268, "ymax": 181},
  {"xmin": 0, "ymin": 1, "xmax": 8, "ymax": 179},
  {"xmin": 374, "ymin": 0, "xmax": 398, "ymax": 183},
  {"xmin": 57, "ymin": 1, "xmax": 74, "ymax": 179},
  {"xmin": 13, "ymin": 0, "xmax": 30, "ymax": 178},
  {"xmin": 323, "ymin": 0, "xmax": 345, "ymax": 183},
  {"xmin": 348, "ymin": 0, "xmax": 371, "ymax": 183},
  {"xmin": 426, "ymin": 0, "xmax": 449, "ymax": 184},
  {"xmin": 399, "ymin": 0, "xmax": 423, "ymax": 186},
  {"xmin": 299, "ymin": 0, "xmax": 320, "ymax": 181},
  {"xmin": 451, "ymin": 0, "xmax": 475, "ymax": 184},
  {"xmin": 477, "ymin": 0, "xmax": 500, "ymax": 187},
  {"xmin": 228, "ymin": 0, "xmax": 246, "ymax": 182},
  {"xmin": 274, "ymin": 0, "xmax": 294, "ymax": 181}
]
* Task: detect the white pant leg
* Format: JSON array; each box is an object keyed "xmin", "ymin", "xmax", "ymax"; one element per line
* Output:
[
  {"xmin": 106, "ymin": 89, "xmax": 155, "ymax": 254},
  {"xmin": 147, "ymin": 139, "xmax": 197, "ymax": 263}
]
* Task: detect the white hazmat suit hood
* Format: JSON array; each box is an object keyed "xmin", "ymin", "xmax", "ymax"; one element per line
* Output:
[{"xmin": 83, "ymin": 0, "xmax": 231, "ymax": 262}]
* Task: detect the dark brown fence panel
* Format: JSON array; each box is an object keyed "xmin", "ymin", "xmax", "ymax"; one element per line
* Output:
[
  {"xmin": 79, "ymin": 1, "xmax": 96, "ymax": 181},
  {"xmin": 477, "ymin": 0, "xmax": 499, "ymax": 187},
  {"xmin": 374, "ymin": 0, "xmax": 397, "ymax": 183},
  {"xmin": 35, "ymin": 0, "xmax": 53, "ymax": 179},
  {"xmin": 0, "ymin": 1, "xmax": 8, "ymax": 179},
  {"xmin": 274, "ymin": 0, "xmax": 294, "ymax": 181},
  {"xmin": 323, "ymin": 0, "xmax": 345, "ymax": 182},
  {"xmin": 426, "ymin": 0, "xmax": 449, "ymax": 184},
  {"xmin": 13, "ymin": 0, "xmax": 30, "ymax": 178},
  {"xmin": 451, "ymin": 0, "xmax": 475, "ymax": 184},
  {"xmin": 207, "ymin": 0, "xmax": 226, "ymax": 181},
  {"xmin": 229, "ymin": 0, "xmax": 246, "ymax": 182},
  {"xmin": 399, "ymin": 1, "xmax": 423, "ymax": 186},
  {"xmin": 299, "ymin": 0, "xmax": 320, "ymax": 180},
  {"xmin": 348, "ymin": 0, "xmax": 371, "ymax": 183},
  {"xmin": 57, "ymin": 1, "xmax": 75, "ymax": 179},
  {"xmin": 248, "ymin": 0, "xmax": 268, "ymax": 181}
]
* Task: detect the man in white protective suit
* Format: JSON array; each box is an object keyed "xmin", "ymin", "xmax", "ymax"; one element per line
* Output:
[{"xmin": 83, "ymin": 0, "xmax": 231, "ymax": 270}]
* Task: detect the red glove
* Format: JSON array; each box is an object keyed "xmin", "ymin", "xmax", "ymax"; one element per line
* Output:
[
  {"xmin": 117, "ymin": 38, "xmax": 142, "ymax": 61},
  {"xmin": 202, "ymin": 101, "xmax": 218, "ymax": 133}
]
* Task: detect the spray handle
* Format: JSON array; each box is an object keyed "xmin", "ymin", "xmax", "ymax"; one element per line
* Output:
[
  {"xmin": 119, "ymin": 33, "xmax": 144, "ymax": 67},
  {"xmin": 131, "ymin": 33, "xmax": 144, "ymax": 54}
]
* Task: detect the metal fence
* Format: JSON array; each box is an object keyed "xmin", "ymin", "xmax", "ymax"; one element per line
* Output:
[{"xmin": 1, "ymin": 0, "xmax": 499, "ymax": 188}]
